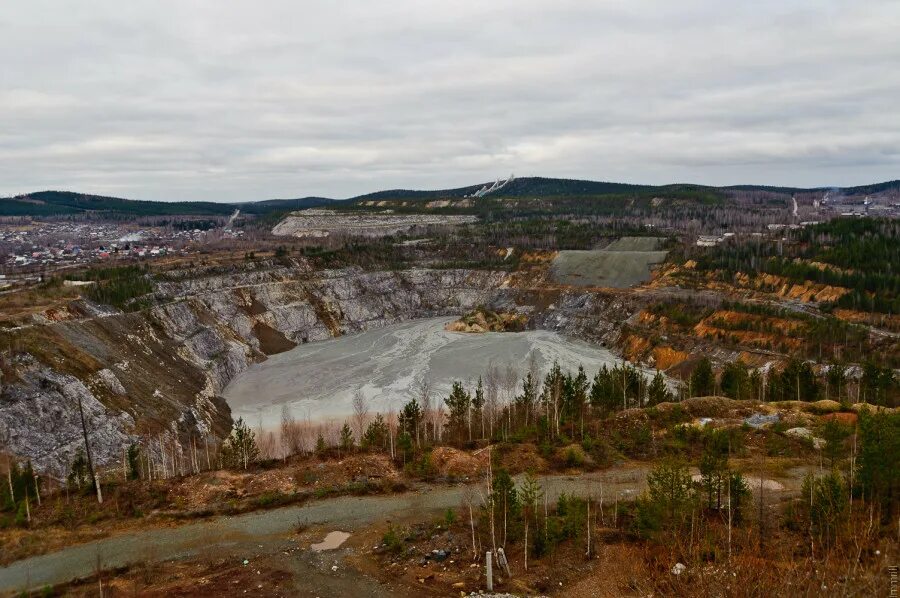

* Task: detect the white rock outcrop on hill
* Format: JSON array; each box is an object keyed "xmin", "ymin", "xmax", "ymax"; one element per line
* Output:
[{"xmin": 272, "ymin": 209, "xmax": 477, "ymax": 238}]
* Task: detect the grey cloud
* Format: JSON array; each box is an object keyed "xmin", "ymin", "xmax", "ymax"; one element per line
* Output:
[{"xmin": 1, "ymin": 0, "xmax": 898, "ymax": 200}]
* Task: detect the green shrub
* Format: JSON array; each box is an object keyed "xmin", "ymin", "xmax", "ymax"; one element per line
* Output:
[
  {"xmin": 14, "ymin": 501, "xmax": 29, "ymax": 528},
  {"xmin": 612, "ymin": 421, "xmax": 653, "ymax": 458},
  {"xmin": 555, "ymin": 493, "xmax": 587, "ymax": 539},
  {"xmin": 404, "ymin": 452, "xmax": 437, "ymax": 479},
  {"xmin": 855, "ymin": 410, "xmax": 900, "ymax": 516},
  {"xmin": 83, "ymin": 265, "xmax": 154, "ymax": 311},
  {"xmin": 564, "ymin": 445, "xmax": 586, "ymax": 468},
  {"xmin": 255, "ymin": 491, "xmax": 287, "ymax": 508},
  {"xmin": 581, "ymin": 434, "xmax": 594, "ymax": 453},
  {"xmin": 649, "ymin": 458, "xmax": 695, "ymax": 515},
  {"xmin": 444, "ymin": 508, "xmax": 456, "ymax": 526},
  {"xmin": 382, "ymin": 526, "xmax": 404, "ymax": 553},
  {"xmin": 800, "ymin": 472, "xmax": 848, "ymax": 546}
]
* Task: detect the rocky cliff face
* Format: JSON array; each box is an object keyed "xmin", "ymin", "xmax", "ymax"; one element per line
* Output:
[
  {"xmin": 0, "ymin": 261, "xmax": 508, "ymax": 474},
  {"xmin": 491, "ymin": 286, "xmax": 637, "ymax": 347}
]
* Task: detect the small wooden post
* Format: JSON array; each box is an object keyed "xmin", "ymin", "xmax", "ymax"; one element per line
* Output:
[{"xmin": 485, "ymin": 551, "xmax": 493, "ymax": 591}]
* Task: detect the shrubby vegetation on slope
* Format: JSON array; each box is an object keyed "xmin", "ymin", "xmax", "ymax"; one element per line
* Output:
[
  {"xmin": 690, "ymin": 218, "xmax": 900, "ymax": 313},
  {"xmin": 77, "ymin": 265, "xmax": 155, "ymax": 311}
]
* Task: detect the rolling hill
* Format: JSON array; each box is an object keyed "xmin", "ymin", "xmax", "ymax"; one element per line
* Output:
[
  {"xmin": 0, "ymin": 191, "xmax": 335, "ymax": 217},
  {"xmin": 2, "ymin": 177, "xmax": 897, "ymax": 217}
]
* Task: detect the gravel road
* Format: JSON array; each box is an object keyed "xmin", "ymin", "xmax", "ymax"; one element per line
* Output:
[{"xmin": 0, "ymin": 465, "xmax": 809, "ymax": 595}]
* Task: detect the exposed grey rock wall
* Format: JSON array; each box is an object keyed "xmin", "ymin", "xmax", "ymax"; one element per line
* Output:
[
  {"xmin": 532, "ymin": 291, "xmax": 634, "ymax": 347},
  {"xmin": 0, "ymin": 264, "xmax": 508, "ymax": 474},
  {"xmin": 0, "ymin": 355, "xmax": 135, "ymax": 476},
  {"xmin": 490, "ymin": 287, "xmax": 636, "ymax": 348}
]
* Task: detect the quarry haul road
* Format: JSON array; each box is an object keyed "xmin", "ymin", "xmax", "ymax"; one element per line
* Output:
[{"xmin": 0, "ymin": 465, "xmax": 809, "ymax": 595}]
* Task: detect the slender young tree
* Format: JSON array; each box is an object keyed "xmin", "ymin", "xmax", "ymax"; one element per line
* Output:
[
  {"xmin": 351, "ymin": 390, "xmax": 369, "ymax": 443},
  {"xmin": 472, "ymin": 377, "xmax": 485, "ymax": 440},
  {"xmin": 74, "ymin": 392, "xmax": 102, "ymax": 504},
  {"xmin": 519, "ymin": 473, "xmax": 542, "ymax": 572},
  {"xmin": 0, "ymin": 423, "xmax": 14, "ymax": 510}
]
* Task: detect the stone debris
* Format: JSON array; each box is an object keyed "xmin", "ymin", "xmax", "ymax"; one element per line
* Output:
[
  {"xmin": 744, "ymin": 413, "xmax": 780, "ymax": 428},
  {"xmin": 785, "ymin": 427, "xmax": 825, "ymax": 449}
]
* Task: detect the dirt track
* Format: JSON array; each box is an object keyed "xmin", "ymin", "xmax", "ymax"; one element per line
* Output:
[{"xmin": 0, "ymin": 465, "xmax": 810, "ymax": 596}]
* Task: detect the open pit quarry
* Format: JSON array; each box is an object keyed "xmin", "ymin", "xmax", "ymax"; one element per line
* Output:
[
  {"xmin": 0, "ymin": 256, "xmax": 660, "ymax": 476},
  {"xmin": 0, "ymin": 262, "xmax": 508, "ymax": 475}
]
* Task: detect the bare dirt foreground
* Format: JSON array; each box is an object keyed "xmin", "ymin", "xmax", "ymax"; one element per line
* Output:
[{"xmin": 0, "ymin": 465, "xmax": 812, "ymax": 597}]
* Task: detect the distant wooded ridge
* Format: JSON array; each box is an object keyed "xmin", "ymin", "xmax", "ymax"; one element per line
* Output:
[{"xmin": 2, "ymin": 177, "xmax": 898, "ymax": 217}]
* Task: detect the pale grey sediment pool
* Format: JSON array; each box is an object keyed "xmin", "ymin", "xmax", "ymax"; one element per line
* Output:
[{"xmin": 223, "ymin": 317, "xmax": 645, "ymax": 427}]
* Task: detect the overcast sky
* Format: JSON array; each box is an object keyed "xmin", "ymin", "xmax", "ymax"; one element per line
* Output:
[{"xmin": 1, "ymin": 1, "xmax": 898, "ymax": 201}]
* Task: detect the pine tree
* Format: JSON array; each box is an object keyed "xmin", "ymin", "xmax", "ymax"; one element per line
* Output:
[
  {"xmin": 647, "ymin": 371, "xmax": 672, "ymax": 406},
  {"xmin": 67, "ymin": 449, "xmax": 89, "ymax": 490},
  {"xmin": 221, "ymin": 418, "xmax": 259, "ymax": 470},
  {"xmin": 491, "ymin": 468, "xmax": 518, "ymax": 547},
  {"xmin": 362, "ymin": 413, "xmax": 389, "ymax": 450},
  {"xmin": 589, "ymin": 365, "xmax": 617, "ymax": 413},
  {"xmin": 855, "ymin": 410, "xmax": 899, "ymax": 514},
  {"xmin": 399, "ymin": 398, "xmax": 423, "ymax": 444},
  {"xmin": 691, "ymin": 358, "xmax": 715, "ymax": 397},
  {"xmin": 780, "ymin": 358, "xmax": 820, "ymax": 402},
  {"xmin": 340, "ymin": 422, "xmax": 354, "ymax": 451},
  {"xmin": 643, "ymin": 458, "xmax": 694, "ymax": 530},
  {"xmin": 801, "ymin": 472, "xmax": 848, "ymax": 546},
  {"xmin": 126, "ymin": 444, "xmax": 141, "ymax": 480},
  {"xmin": 397, "ymin": 432, "xmax": 413, "ymax": 465},
  {"xmin": 514, "ymin": 372, "xmax": 538, "ymax": 428},
  {"xmin": 472, "ymin": 377, "xmax": 485, "ymax": 439},
  {"xmin": 698, "ymin": 429, "xmax": 731, "ymax": 510},
  {"xmin": 444, "ymin": 382, "xmax": 471, "ymax": 445},
  {"xmin": 820, "ymin": 419, "xmax": 850, "ymax": 469},
  {"xmin": 571, "ymin": 365, "xmax": 589, "ymax": 435},
  {"xmin": 721, "ymin": 361, "xmax": 750, "ymax": 400}
]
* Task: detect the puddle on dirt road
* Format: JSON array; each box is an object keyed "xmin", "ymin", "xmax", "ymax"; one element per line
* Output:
[{"xmin": 311, "ymin": 531, "xmax": 351, "ymax": 552}]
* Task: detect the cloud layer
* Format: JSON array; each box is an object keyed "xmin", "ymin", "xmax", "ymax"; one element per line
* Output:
[{"xmin": 1, "ymin": 0, "xmax": 898, "ymax": 200}]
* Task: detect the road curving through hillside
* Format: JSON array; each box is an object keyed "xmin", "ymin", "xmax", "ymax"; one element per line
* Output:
[{"xmin": 0, "ymin": 464, "xmax": 811, "ymax": 595}]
